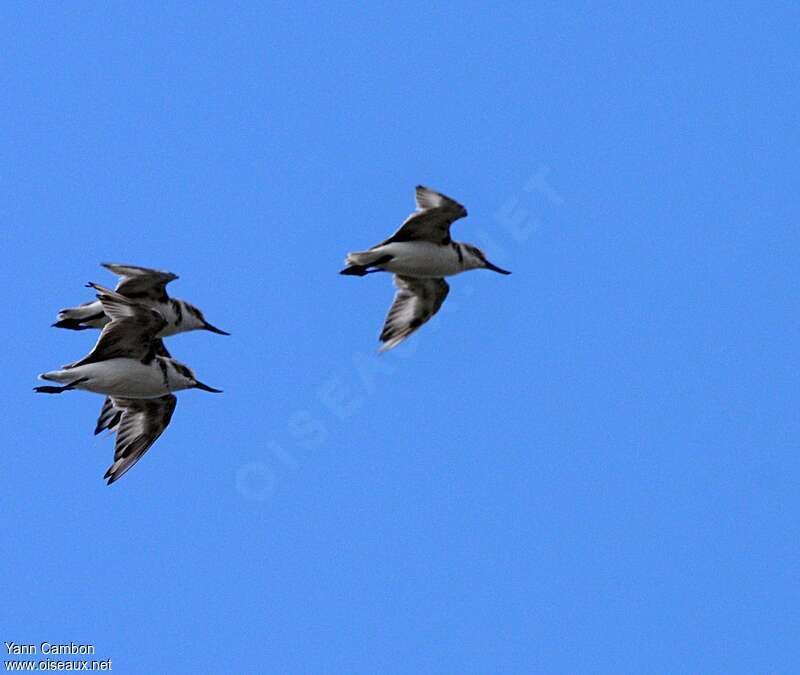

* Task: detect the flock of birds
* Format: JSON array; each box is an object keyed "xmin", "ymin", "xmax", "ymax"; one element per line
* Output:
[
  {"xmin": 37, "ymin": 265, "xmax": 229, "ymax": 484},
  {"xmin": 36, "ymin": 186, "xmax": 510, "ymax": 484}
]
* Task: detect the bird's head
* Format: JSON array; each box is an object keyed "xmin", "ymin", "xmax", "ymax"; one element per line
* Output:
[
  {"xmin": 463, "ymin": 244, "xmax": 511, "ymax": 274},
  {"xmin": 167, "ymin": 360, "xmax": 223, "ymax": 393},
  {"xmin": 182, "ymin": 302, "xmax": 231, "ymax": 335}
]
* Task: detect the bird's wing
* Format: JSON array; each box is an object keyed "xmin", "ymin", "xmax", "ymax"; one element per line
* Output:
[
  {"xmin": 92, "ymin": 341, "xmax": 171, "ymax": 435},
  {"xmin": 103, "ymin": 263, "xmax": 178, "ymax": 301},
  {"xmin": 379, "ymin": 275, "xmax": 450, "ymax": 351},
  {"xmin": 94, "ymin": 396, "xmax": 123, "ymax": 435},
  {"xmin": 66, "ymin": 283, "xmax": 167, "ymax": 368},
  {"xmin": 104, "ymin": 394, "xmax": 178, "ymax": 485},
  {"xmin": 377, "ymin": 186, "xmax": 467, "ymax": 246},
  {"xmin": 153, "ymin": 339, "xmax": 172, "ymax": 358}
]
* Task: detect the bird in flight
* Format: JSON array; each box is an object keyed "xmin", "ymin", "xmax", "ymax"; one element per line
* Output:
[
  {"xmin": 53, "ymin": 263, "xmax": 229, "ymax": 336},
  {"xmin": 36, "ymin": 283, "xmax": 222, "ymax": 484},
  {"xmin": 340, "ymin": 185, "xmax": 511, "ymax": 351}
]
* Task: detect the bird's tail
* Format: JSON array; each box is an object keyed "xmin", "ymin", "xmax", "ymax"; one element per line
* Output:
[
  {"xmin": 340, "ymin": 250, "xmax": 391, "ymax": 276},
  {"xmin": 52, "ymin": 300, "xmax": 106, "ymax": 330},
  {"xmin": 38, "ymin": 370, "xmax": 72, "ymax": 383}
]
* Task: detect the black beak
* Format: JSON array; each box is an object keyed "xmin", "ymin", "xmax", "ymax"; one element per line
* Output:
[
  {"xmin": 484, "ymin": 260, "xmax": 512, "ymax": 275},
  {"xmin": 194, "ymin": 381, "xmax": 223, "ymax": 393},
  {"xmin": 203, "ymin": 322, "xmax": 230, "ymax": 335}
]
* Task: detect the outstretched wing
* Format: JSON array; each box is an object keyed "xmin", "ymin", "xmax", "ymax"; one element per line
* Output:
[
  {"xmin": 379, "ymin": 275, "xmax": 450, "ymax": 351},
  {"xmin": 377, "ymin": 186, "xmax": 468, "ymax": 247},
  {"xmin": 66, "ymin": 283, "xmax": 166, "ymax": 368},
  {"xmin": 94, "ymin": 396, "xmax": 123, "ymax": 435},
  {"xmin": 103, "ymin": 394, "xmax": 178, "ymax": 485},
  {"xmin": 93, "ymin": 340, "xmax": 172, "ymax": 435},
  {"xmin": 103, "ymin": 263, "xmax": 178, "ymax": 302}
]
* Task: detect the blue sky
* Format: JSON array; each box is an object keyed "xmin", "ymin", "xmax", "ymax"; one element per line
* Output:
[{"xmin": 4, "ymin": 2, "xmax": 799, "ymax": 672}]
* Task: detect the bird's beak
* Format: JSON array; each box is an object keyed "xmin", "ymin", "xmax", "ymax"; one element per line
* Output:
[
  {"xmin": 203, "ymin": 322, "xmax": 230, "ymax": 335},
  {"xmin": 194, "ymin": 381, "xmax": 223, "ymax": 393},
  {"xmin": 484, "ymin": 260, "xmax": 512, "ymax": 275}
]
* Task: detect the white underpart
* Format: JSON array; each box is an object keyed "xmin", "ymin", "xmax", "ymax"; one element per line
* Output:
[
  {"xmin": 153, "ymin": 302, "xmax": 186, "ymax": 337},
  {"xmin": 151, "ymin": 300, "xmax": 206, "ymax": 336},
  {"xmin": 39, "ymin": 358, "xmax": 180, "ymax": 398},
  {"xmin": 372, "ymin": 242, "xmax": 466, "ymax": 278}
]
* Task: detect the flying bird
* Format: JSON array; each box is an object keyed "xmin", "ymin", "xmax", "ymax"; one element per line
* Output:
[
  {"xmin": 340, "ymin": 185, "xmax": 511, "ymax": 351},
  {"xmin": 53, "ymin": 263, "xmax": 227, "ymax": 441},
  {"xmin": 36, "ymin": 283, "xmax": 222, "ymax": 484},
  {"xmin": 53, "ymin": 263, "xmax": 229, "ymax": 336}
]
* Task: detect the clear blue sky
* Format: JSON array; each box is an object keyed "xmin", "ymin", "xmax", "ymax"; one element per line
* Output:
[{"xmin": 4, "ymin": 3, "xmax": 798, "ymax": 673}]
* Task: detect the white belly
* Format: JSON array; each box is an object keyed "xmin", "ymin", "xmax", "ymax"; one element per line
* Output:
[
  {"xmin": 43, "ymin": 359, "xmax": 172, "ymax": 398},
  {"xmin": 377, "ymin": 242, "xmax": 464, "ymax": 277}
]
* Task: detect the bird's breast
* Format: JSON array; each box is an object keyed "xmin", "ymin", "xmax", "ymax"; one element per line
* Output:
[
  {"xmin": 377, "ymin": 242, "xmax": 464, "ymax": 277},
  {"xmin": 70, "ymin": 359, "xmax": 172, "ymax": 398}
]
